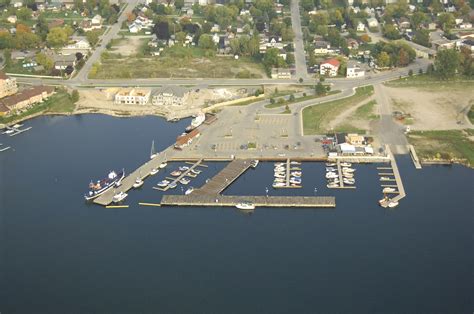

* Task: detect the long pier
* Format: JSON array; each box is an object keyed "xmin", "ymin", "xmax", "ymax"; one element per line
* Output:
[
  {"xmin": 161, "ymin": 195, "xmax": 335, "ymax": 208},
  {"xmin": 408, "ymin": 145, "xmax": 422, "ymax": 169},
  {"xmin": 194, "ymin": 159, "xmax": 252, "ymax": 195},
  {"xmin": 94, "ymin": 147, "xmax": 175, "ymax": 206},
  {"xmin": 380, "ymin": 145, "xmax": 406, "ymax": 207}
]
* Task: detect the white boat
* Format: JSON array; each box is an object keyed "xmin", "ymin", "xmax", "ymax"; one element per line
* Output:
[
  {"xmin": 273, "ymin": 182, "xmax": 286, "ymax": 188},
  {"xmin": 159, "ymin": 162, "xmax": 167, "ymax": 169},
  {"xmin": 150, "ymin": 140, "xmax": 157, "ymax": 159},
  {"xmin": 170, "ymin": 170, "xmax": 182, "ymax": 177},
  {"xmin": 168, "ymin": 182, "xmax": 177, "ymax": 189},
  {"xmin": 274, "ymin": 166, "xmax": 285, "ymax": 171},
  {"xmin": 13, "ymin": 124, "xmax": 23, "ymax": 128},
  {"xmin": 250, "ymin": 160, "xmax": 259, "ymax": 168},
  {"xmin": 112, "ymin": 191, "xmax": 128, "ymax": 203},
  {"xmin": 274, "ymin": 173, "xmax": 286, "ymax": 179},
  {"xmin": 343, "ymin": 173, "xmax": 354, "ymax": 179},
  {"xmin": 132, "ymin": 178, "xmax": 144, "ymax": 188},
  {"xmin": 185, "ymin": 187, "xmax": 194, "ymax": 195},
  {"xmin": 291, "ymin": 171, "xmax": 302, "ymax": 177},
  {"xmin": 179, "ymin": 166, "xmax": 190, "ymax": 171},
  {"xmin": 235, "ymin": 202, "xmax": 255, "ymax": 210},
  {"xmin": 380, "ymin": 176, "xmax": 391, "ymax": 181},
  {"xmin": 191, "ymin": 169, "xmax": 201, "ymax": 175},
  {"xmin": 186, "ymin": 112, "xmax": 205, "ymax": 132},
  {"xmin": 275, "ymin": 162, "xmax": 285, "ymax": 167},
  {"xmin": 274, "ymin": 178, "xmax": 285, "ymax": 183},
  {"xmin": 326, "ymin": 173, "xmax": 338, "ymax": 179},
  {"xmin": 327, "ymin": 183, "xmax": 338, "ymax": 188},
  {"xmin": 290, "ymin": 161, "xmax": 301, "ymax": 165},
  {"xmin": 290, "ymin": 178, "xmax": 301, "ymax": 184},
  {"xmin": 290, "ymin": 167, "xmax": 301, "ymax": 171},
  {"xmin": 388, "ymin": 201, "xmax": 399, "ymax": 208},
  {"xmin": 342, "ymin": 167, "xmax": 355, "ymax": 173},
  {"xmin": 326, "ymin": 162, "xmax": 336, "ymax": 167},
  {"xmin": 150, "ymin": 168, "xmax": 159, "ymax": 175},
  {"xmin": 383, "ymin": 187, "xmax": 396, "ymax": 193},
  {"xmin": 157, "ymin": 180, "xmax": 170, "ymax": 187},
  {"xmin": 3, "ymin": 129, "xmax": 14, "ymax": 134},
  {"xmin": 341, "ymin": 162, "xmax": 352, "ymax": 167},
  {"xmin": 343, "ymin": 178, "xmax": 355, "ymax": 185},
  {"xmin": 179, "ymin": 177, "xmax": 190, "ymax": 185}
]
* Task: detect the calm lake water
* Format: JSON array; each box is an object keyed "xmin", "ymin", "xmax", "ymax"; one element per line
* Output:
[{"xmin": 0, "ymin": 115, "xmax": 472, "ymax": 314}]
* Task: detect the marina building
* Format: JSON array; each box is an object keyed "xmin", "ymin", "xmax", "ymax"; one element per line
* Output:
[
  {"xmin": 0, "ymin": 85, "xmax": 54, "ymax": 114},
  {"xmin": 346, "ymin": 61, "xmax": 365, "ymax": 78},
  {"xmin": 152, "ymin": 86, "xmax": 189, "ymax": 106},
  {"xmin": 114, "ymin": 88, "xmax": 151, "ymax": 105},
  {"xmin": 175, "ymin": 129, "xmax": 200, "ymax": 150},
  {"xmin": 0, "ymin": 71, "xmax": 19, "ymax": 99}
]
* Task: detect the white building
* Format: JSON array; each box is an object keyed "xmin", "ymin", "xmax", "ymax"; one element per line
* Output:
[
  {"xmin": 367, "ymin": 17, "xmax": 379, "ymax": 28},
  {"xmin": 152, "ymin": 86, "xmax": 188, "ymax": 106},
  {"xmin": 346, "ymin": 61, "xmax": 365, "ymax": 78},
  {"xmin": 7, "ymin": 15, "xmax": 17, "ymax": 24},
  {"xmin": 320, "ymin": 58, "xmax": 340, "ymax": 77},
  {"xmin": 114, "ymin": 88, "xmax": 151, "ymax": 105},
  {"xmin": 357, "ymin": 21, "xmax": 365, "ymax": 32}
]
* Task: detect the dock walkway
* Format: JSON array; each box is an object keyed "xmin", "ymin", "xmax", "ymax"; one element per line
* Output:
[
  {"xmin": 161, "ymin": 195, "xmax": 335, "ymax": 208},
  {"xmin": 408, "ymin": 145, "xmax": 422, "ymax": 169},
  {"xmin": 153, "ymin": 159, "xmax": 203, "ymax": 192},
  {"xmin": 194, "ymin": 159, "xmax": 252, "ymax": 195},
  {"xmin": 380, "ymin": 145, "xmax": 406, "ymax": 207}
]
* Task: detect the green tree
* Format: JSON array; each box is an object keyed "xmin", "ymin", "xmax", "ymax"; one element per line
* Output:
[
  {"xmin": 35, "ymin": 52, "xmax": 54, "ymax": 70},
  {"xmin": 175, "ymin": 0, "xmax": 184, "ymax": 9},
  {"xmin": 16, "ymin": 7, "xmax": 32, "ymax": 20},
  {"xmin": 71, "ymin": 89, "xmax": 80, "ymax": 103},
  {"xmin": 413, "ymin": 29, "xmax": 430, "ymax": 47},
  {"xmin": 86, "ymin": 29, "xmax": 102, "ymax": 47},
  {"xmin": 377, "ymin": 51, "xmax": 391, "ymax": 68},
  {"xmin": 410, "ymin": 11, "xmax": 426, "ymax": 30},
  {"xmin": 434, "ymin": 49, "xmax": 460, "ymax": 79},
  {"xmin": 438, "ymin": 13, "xmax": 455, "ymax": 32},
  {"xmin": 315, "ymin": 82, "xmax": 326, "ymax": 95},
  {"xmin": 382, "ymin": 24, "xmax": 401, "ymax": 40},
  {"xmin": 198, "ymin": 34, "xmax": 215, "ymax": 50},
  {"xmin": 47, "ymin": 27, "xmax": 68, "ymax": 48}
]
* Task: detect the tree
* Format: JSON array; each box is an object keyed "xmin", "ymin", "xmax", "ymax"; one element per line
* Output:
[
  {"xmin": 198, "ymin": 34, "xmax": 214, "ymax": 49},
  {"xmin": 410, "ymin": 11, "xmax": 426, "ymax": 30},
  {"xmin": 35, "ymin": 52, "xmax": 54, "ymax": 71},
  {"xmin": 382, "ymin": 24, "xmax": 401, "ymax": 40},
  {"xmin": 434, "ymin": 49, "xmax": 460, "ymax": 79},
  {"xmin": 377, "ymin": 51, "xmax": 391, "ymax": 68},
  {"xmin": 71, "ymin": 89, "xmax": 80, "ymax": 103},
  {"xmin": 16, "ymin": 7, "xmax": 32, "ymax": 20},
  {"xmin": 174, "ymin": 0, "xmax": 184, "ymax": 9},
  {"xmin": 86, "ymin": 30, "xmax": 102, "ymax": 47},
  {"xmin": 438, "ymin": 13, "xmax": 455, "ymax": 32},
  {"xmin": 0, "ymin": 30, "xmax": 13, "ymax": 49},
  {"xmin": 289, "ymin": 94, "xmax": 295, "ymax": 101},
  {"xmin": 360, "ymin": 34, "xmax": 371, "ymax": 43},
  {"xmin": 413, "ymin": 29, "xmax": 430, "ymax": 47},
  {"xmin": 47, "ymin": 27, "xmax": 68, "ymax": 48},
  {"xmin": 230, "ymin": 38, "xmax": 240, "ymax": 55},
  {"xmin": 315, "ymin": 82, "xmax": 326, "ymax": 95},
  {"xmin": 398, "ymin": 48, "xmax": 409, "ymax": 67},
  {"xmin": 408, "ymin": 69, "xmax": 413, "ymax": 76}
]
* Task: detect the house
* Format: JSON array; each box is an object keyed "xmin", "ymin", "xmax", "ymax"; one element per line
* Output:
[
  {"xmin": 320, "ymin": 58, "xmax": 340, "ymax": 77},
  {"xmin": 271, "ymin": 68, "xmax": 291, "ymax": 79},
  {"xmin": 48, "ymin": 19, "xmax": 64, "ymax": 29},
  {"xmin": 397, "ymin": 17, "xmax": 411, "ymax": 29},
  {"xmin": 356, "ymin": 21, "xmax": 365, "ymax": 32},
  {"xmin": 80, "ymin": 17, "xmax": 102, "ymax": 31},
  {"xmin": 0, "ymin": 71, "xmax": 18, "ymax": 99},
  {"xmin": 314, "ymin": 40, "xmax": 331, "ymax": 54},
  {"xmin": 152, "ymin": 86, "xmax": 189, "ymax": 106},
  {"xmin": 460, "ymin": 22, "xmax": 473, "ymax": 29},
  {"xmin": 367, "ymin": 17, "xmax": 379, "ymax": 28},
  {"xmin": 61, "ymin": 39, "xmax": 91, "ymax": 55},
  {"xmin": 459, "ymin": 39, "xmax": 474, "ymax": 54},
  {"xmin": 432, "ymin": 38, "xmax": 455, "ymax": 50},
  {"xmin": 114, "ymin": 88, "xmax": 151, "ymax": 105},
  {"xmin": 0, "ymin": 85, "xmax": 54, "ymax": 114},
  {"xmin": 346, "ymin": 133, "xmax": 365, "ymax": 145},
  {"xmin": 12, "ymin": 0, "xmax": 23, "ymax": 7},
  {"xmin": 91, "ymin": 15, "xmax": 103, "ymax": 28},
  {"xmin": 346, "ymin": 61, "xmax": 365, "ymax": 78},
  {"xmin": 48, "ymin": 53, "xmax": 77, "ymax": 70},
  {"xmin": 7, "ymin": 16, "xmax": 17, "ymax": 24},
  {"xmin": 175, "ymin": 128, "xmax": 200, "ymax": 150}
]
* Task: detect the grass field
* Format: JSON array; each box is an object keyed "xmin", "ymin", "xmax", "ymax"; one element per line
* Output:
[
  {"xmin": 408, "ymin": 130, "xmax": 474, "ymax": 167},
  {"xmin": 353, "ymin": 100, "xmax": 378, "ymax": 120},
  {"xmin": 302, "ymin": 86, "xmax": 374, "ymax": 135},
  {"xmin": 265, "ymin": 90, "xmax": 340, "ymax": 109},
  {"xmin": 91, "ymin": 46, "xmax": 266, "ymax": 79},
  {"xmin": 385, "ymin": 74, "xmax": 474, "ymax": 91},
  {"xmin": 0, "ymin": 90, "xmax": 75, "ymax": 124}
]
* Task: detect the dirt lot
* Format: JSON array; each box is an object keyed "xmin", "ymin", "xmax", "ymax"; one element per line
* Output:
[
  {"xmin": 109, "ymin": 36, "xmax": 149, "ymax": 57},
  {"xmin": 384, "ymin": 86, "xmax": 474, "ymax": 130}
]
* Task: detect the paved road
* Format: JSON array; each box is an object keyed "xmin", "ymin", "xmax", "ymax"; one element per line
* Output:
[
  {"xmin": 290, "ymin": 0, "xmax": 308, "ymax": 80},
  {"xmin": 74, "ymin": 0, "xmax": 141, "ymax": 83}
]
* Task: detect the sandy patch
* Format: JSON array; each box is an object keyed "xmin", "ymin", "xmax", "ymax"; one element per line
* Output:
[
  {"xmin": 112, "ymin": 36, "xmax": 148, "ymax": 57},
  {"xmin": 384, "ymin": 86, "xmax": 473, "ymax": 130}
]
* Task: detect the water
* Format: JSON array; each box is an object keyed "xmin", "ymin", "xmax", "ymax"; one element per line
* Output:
[{"xmin": 0, "ymin": 115, "xmax": 473, "ymax": 313}]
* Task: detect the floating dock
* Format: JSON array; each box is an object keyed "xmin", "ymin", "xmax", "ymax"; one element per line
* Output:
[
  {"xmin": 380, "ymin": 145, "xmax": 406, "ymax": 208},
  {"xmin": 408, "ymin": 145, "xmax": 422, "ymax": 169},
  {"xmin": 161, "ymin": 195, "xmax": 335, "ymax": 208},
  {"xmin": 153, "ymin": 159, "xmax": 203, "ymax": 192},
  {"xmin": 194, "ymin": 159, "xmax": 252, "ymax": 195},
  {"xmin": 273, "ymin": 159, "xmax": 302, "ymax": 189}
]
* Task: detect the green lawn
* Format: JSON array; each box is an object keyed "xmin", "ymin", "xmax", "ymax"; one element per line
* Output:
[
  {"xmin": 91, "ymin": 46, "xmax": 266, "ymax": 79},
  {"xmin": 408, "ymin": 130, "xmax": 474, "ymax": 167},
  {"xmin": 0, "ymin": 90, "xmax": 75, "ymax": 124},
  {"xmin": 354, "ymin": 100, "xmax": 378, "ymax": 120},
  {"xmin": 265, "ymin": 90, "xmax": 341, "ymax": 109},
  {"xmin": 302, "ymin": 86, "xmax": 374, "ymax": 135}
]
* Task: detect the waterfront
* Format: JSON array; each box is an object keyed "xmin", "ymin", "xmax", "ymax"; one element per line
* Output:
[{"xmin": 0, "ymin": 115, "xmax": 473, "ymax": 313}]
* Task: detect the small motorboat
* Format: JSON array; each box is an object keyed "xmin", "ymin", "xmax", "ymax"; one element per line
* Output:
[
  {"xmin": 250, "ymin": 160, "xmax": 259, "ymax": 168},
  {"xmin": 274, "ymin": 166, "xmax": 285, "ymax": 172},
  {"xmin": 342, "ymin": 167, "xmax": 355, "ymax": 173},
  {"xmin": 343, "ymin": 178, "xmax": 355, "ymax": 185},
  {"xmin": 327, "ymin": 183, "xmax": 338, "ymax": 188},
  {"xmin": 275, "ymin": 162, "xmax": 285, "ymax": 167},
  {"xmin": 341, "ymin": 162, "xmax": 352, "ymax": 167},
  {"xmin": 168, "ymin": 182, "xmax": 177, "ymax": 189},
  {"xmin": 159, "ymin": 162, "xmax": 167, "ymax": 169},
  {"xmin": 383, "ymin": 187, "xmax": 396, "ymax": 193},
  {"xmin": 157, "ymin": 180, "xmax": 170, "ymax": 187},
  {"xmin": 150, "ymin": 168, "xmax": 159, "ymax": 175},
  {"xmin": 273, "ymin": 182, "xmax": 286, "ymax": 188},
  {"xmin": 291, "ymin": 171, "xmax": 302, "ymax": 177},
  {"xmin": 236, "ymin": 202, "xmax": 255, "ymax": 210},
  {"xmin": 132, "ymin": 178, "xmax": 144, "ymax": 188},
  {"xmin": 274, "ymin": 178, "xmax": 285, "ymax": 183},
  {"xmin": 185, "ymin": 187, "xmax": 194, "ymax": 195},
  {"xmin": 3, "ymin": 129, "xmax": 14, "ymax": 134},
  {"xmin": 290, "ymin": 183, "xmax": 301, "ymax": 187},
  {"xmin": 290, "ymin": 167, "xmax": 301, "ymax": 171},
  {"xmin": 112, "ymin": 191, "xmax": 128, "ymax": 203},
  {"xmin": 290, "ymin": 177, "xmax": 301, "ymax": 184},
  {"xmin": 380, "ymin": 176, "xmax": 391, "ymax": 181},
  {"xmin": 179, "ymin": 166, "xmax": 190, "ymax": 171},
  {"xmin": 179, "ymin": 177, "xmax": 190, "ymax": 185},
  {"xmin": 326, "ymin": 172, "xmax": 338, "ymax": 179},
  {"xmin": 379, "ymin": 196, "xmax": 389, "ymax": 205},
  {"xmin": 290, "ymin": 161, "xmax": 301, "ymax": 165},
  {"xmin": 343, "ymin": 173, "xmax": 354, "ymax": 179},
  {"xmin": 191, "ymin": 169, "xmax": 201, "ymax": 175},
  {"xmin": 12, "ymin": 123, "xmax": 23, "ymax": 128},
  {"xmin": 326, "ymin": 162, "xmax": 336, "ymax": 167},
  {"xmin": 274, "ymin": 173, "xmax": 286, "ymax": 179},
  {"xmin": 326, "ymin": 167, "xmax": 337, "ymax": 172},
  {"xmin": 170, "ymin": 170, "xmax": 182, "ymax": 177},
  {"xmin": 388, "ymin": 201, "xmax": 399, "ymax": 208}
]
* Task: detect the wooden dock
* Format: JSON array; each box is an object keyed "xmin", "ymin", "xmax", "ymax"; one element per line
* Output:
[
  {"xmin": 94, "ymin": 147, "xmax": 176, "ymax": 206},
  {"xmin": 153, "ymin": 159, "xmax": 203, "ymax": 192},
  {"xmin": 408, "ymin": 145, "xmax": 422, "ymax": 169},
  {"xmin": 194, "ymin": 159, "xmax": 252, "ymax": 195},
  {"xmin": 161, "ymin": 195, "xmax": 335, "ymax": 208},
  {"xmin": 380, "ymin": 145, "xmax": 406, "ymax": 208}
]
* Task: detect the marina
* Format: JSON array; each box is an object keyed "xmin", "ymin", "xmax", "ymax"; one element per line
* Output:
[
  {"xmin": 273, "ymin": 159, "xmax": 302, "ymax": 189},
  {"xmin": 153, "ymin": 159, "xmax": 205, "ymax": 192}
]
